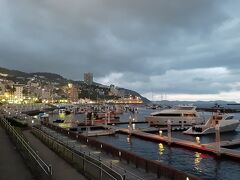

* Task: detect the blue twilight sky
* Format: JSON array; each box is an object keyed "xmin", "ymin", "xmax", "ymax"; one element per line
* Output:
[{"xmin": 1, "ymin": 0, "xmax": 240, "ymax": 101}]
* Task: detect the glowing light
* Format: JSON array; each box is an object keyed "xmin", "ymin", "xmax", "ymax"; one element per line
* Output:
[
  {"xmin": 196, "ymin": 136, "xmax": 201, "ymax": 145},
  {"xmin": 159, "ymin": 130, "xmax": 163, "ymax": 137},
  {"xmin": 194, "ymin": 152, "xmax": 203, "ymax": 172},
  {"xmin": 158, "ymin": 143, "xmax": 164, "ymax": 155}
]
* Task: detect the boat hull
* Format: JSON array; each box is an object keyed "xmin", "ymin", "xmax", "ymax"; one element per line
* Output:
[
  {"xmin": 184, "ymin": 121, "xmax": 240, "ymax": 135},
  {"xmin": 145, "ymin": 116, "xmax": 203, "ymax": 126}
]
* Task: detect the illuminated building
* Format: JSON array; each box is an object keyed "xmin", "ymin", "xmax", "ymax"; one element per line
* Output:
[
  {"xmin": 14, "ymin": 84, "xmax": 24, "ymax": 100},
  {"xmin": 0, "ymin": 82, "xmax": 5, "ymax": 95},
  {"xmin": 41, "ymin": 88, "xmax": 51, "ymax": 100},
  {"xmin": 68, "ymin": 83, "xmax": 78, "ymax": 102}
]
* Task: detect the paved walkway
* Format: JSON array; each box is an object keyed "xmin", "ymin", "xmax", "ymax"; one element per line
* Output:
[
  {"xmin": 0, "ymin": 126, "xmax": 33, "ymax": 180},
  {"xmin": 40, "ymin": 126, "xmax": 165, "ymax": 180},
  {"xmin": 23, "ymin": 130, "xmax": 87, "ymax": 180}
]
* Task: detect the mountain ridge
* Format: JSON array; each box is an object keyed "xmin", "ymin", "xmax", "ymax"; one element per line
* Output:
[{"xmin": 0, "ymin": 66, "xmax": 150, "ymax": 103}]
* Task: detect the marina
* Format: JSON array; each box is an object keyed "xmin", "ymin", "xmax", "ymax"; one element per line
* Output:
[
  {"xmin": 47, "ymin": 106, "xmax": 240, "ymax": 180},
  {"xmin": 1, "ymin": 104, "xmax": 240, "ymax": 180}
]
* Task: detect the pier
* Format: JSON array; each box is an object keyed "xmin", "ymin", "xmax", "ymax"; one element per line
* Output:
[
  {"xmin": 202, "ymin": 139, "xmax": 240, "ymax": 148},
  {"xmin": 43, "ymin": 122, "xmax": 200, "ymax": 180},
  {"xmin": 117, "ymin": 128, "xmax": 240, "ymax": 160}
]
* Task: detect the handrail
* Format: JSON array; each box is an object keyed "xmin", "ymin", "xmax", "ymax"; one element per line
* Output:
[
  {"xmin": 41, "ymin": 126, "xmax": 145, "ymax": 180},
  {"xmin": 44, "ymin": 123, "xmax": 201, "ymax": 180},
  {"xmin": 44, "ymin": 127, "xmax": 144, "ymax": 180},
  {"xmin": 0, "ymin": 117, "xmax": 52, "ymax": 178},
  {"xmin": 33, "ymin": 127, "xmax": 123, "ymax": 180}
]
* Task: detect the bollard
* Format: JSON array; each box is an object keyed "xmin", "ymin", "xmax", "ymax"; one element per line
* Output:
[
  {"xmin": 196, "ymin": 136, "xmax": 200, "ymax": 145},
  {"xmin": 119, "ymin": 151, "xmax": 121, "ymax": 161},
  {"xmin": 159, "ymin": 130, "xmax": 163, "ymax": 137}
]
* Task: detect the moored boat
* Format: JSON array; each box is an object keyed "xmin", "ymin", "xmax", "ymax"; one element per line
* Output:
[
  {"xmin": 145, "ymin": 105, "xmax": 204, "ymax": 126},
  {"xmin": 183, "ymin": 113, "xmax": 240, "ymax": 135}
]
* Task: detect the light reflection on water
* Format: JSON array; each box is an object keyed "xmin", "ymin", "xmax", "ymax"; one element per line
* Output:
[
  {"xmin": 96, "ymin": 133, "xmax": 240, "ymax": 180},
  {"xmin": 49, "ymin": 108, "xmax": 240, "ymax": 179}
]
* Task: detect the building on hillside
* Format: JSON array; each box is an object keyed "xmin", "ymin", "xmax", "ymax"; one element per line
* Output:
[
  {"xmin": 0, "ymin": 82, "xmax": 5, "ymax": 95},
  {"xmin": 41, "ymin": 88, "xmax": 51, "ymax": 100},
  {"xmin": 68, "ymin": 83, "xmax": 79, "ymax": 102},
  {"xmin": 14, "ymin": 84, "xmax": 24, "ymax": 100},
  {"xmin": 84, "ymin": 72, "xmax": 93, "ymax": 85}
]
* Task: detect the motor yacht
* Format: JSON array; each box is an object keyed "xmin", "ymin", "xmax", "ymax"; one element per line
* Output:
[
  {"xmin": 183, "ymin": 112, "xmax": 240, "ymax": 135},
  {"xmin": 145, "ymin": 105, "xmax": 204, "ymax": 126}
]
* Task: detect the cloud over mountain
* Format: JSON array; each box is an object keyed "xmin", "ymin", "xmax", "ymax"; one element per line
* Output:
[{"xmin": 1, "ymin": 0, "xmax": 240, "ymax": 101}]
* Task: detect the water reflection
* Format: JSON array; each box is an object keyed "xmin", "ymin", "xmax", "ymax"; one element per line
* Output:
[
  {"xmin": 194, "ymin": 152, "xmax": 203, "ymax": 173},
  {"xmin": 59, "ymin": 113, "xmax": 65, "ymax": 119},
  {"xmin": 158, "ymin": 143, "xmax": 164, "ymax": 155},
  {"xmin": 127, "ymin": 135, "xmax": 132, "ymax": 144}
]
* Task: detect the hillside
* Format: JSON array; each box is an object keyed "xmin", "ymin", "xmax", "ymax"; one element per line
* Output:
[
  {"xmin": 0, "ymin": 66, "xmax": 150, "ymax": 102},
  {"xmin": 153, "ymin": 100, "xmax": 238, "ymax": 109}
]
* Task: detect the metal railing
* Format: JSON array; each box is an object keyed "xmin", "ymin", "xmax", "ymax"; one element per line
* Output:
[
  {"xmin": 45, "ymin": 122, "xmax": 201, "ymax": 180},
  {"xmin": 0, "ymin": 117, "xmax": 52, "ymax": 180},
  {"xmin": 32, "ymin": 127, "xmax": 123, "ymax": 180},
  {"xmin": 40, "ymin": 126, "xmax": 145, "ymax": 180}
]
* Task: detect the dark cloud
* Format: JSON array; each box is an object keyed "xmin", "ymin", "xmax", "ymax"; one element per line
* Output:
[{"xmin": 1, "ymin": 0, "xmax": 240, "ymax": 100}]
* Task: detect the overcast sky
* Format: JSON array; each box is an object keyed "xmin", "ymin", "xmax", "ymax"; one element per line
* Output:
[{"xmin": 1, "ymin": 0, "xmax": 240, "ymax": 101}]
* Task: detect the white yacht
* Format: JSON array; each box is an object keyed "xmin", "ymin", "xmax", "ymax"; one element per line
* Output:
[
  {"xmin": 145, "ymin": 105, "xmax": 204, "ymax": 126},
  {"xmin": 183, "ymin": 113, "xmax": 240, "ymax": 135}
]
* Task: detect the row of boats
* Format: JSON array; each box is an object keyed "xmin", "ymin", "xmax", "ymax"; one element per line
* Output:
[
  {"xmin": 43, "ymin": 104, "xmax": 240, "ymax": 136},
  {"xmin": 145, "ymin": 105, "xmax": 240, "ymax": 135}
]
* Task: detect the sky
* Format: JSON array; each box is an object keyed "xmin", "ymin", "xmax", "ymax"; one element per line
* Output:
[{"xmin": 1, "ymin": 0, "xmax": 240, "ymax": 101}]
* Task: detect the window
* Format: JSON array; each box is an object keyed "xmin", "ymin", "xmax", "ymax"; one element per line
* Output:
[{"xmin": 225, "ymin": 116, "xmax": 234, "ymax": 120}]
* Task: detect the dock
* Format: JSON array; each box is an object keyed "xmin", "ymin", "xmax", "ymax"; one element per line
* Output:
[
  {"xmin": 117, "ymin": 128, "xmax": 240, "ymax": 160},
  {"xmin": 43, "ymin": 122, "xmax": 201, "ymax": 180},
  {"xmin": 81, "ymin": 129, "xmax": 116, "ymax": 137},
  {"xmin": 202, "ymin": 139, "xmax": 240, "ymax": 148}
]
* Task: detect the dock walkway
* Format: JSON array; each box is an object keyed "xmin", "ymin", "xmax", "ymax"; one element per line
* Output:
[
  {"xmin": 0, "ymin": 126, "xmax": 32, "ymax": 180},
  {"xmin": 22, "ymin": 130, "xmax": 87, "ymax": 180},
  {"xmin": 203, "ymin": 139, "xmax": 240, "ymax": 148},
  {"xmin": 118, "ymin": 128, "xmax": 240, "ymax": 160}
]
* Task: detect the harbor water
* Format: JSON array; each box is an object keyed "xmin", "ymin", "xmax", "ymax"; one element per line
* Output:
[{"xmin": 49, "ymin": 107, "xmax": 240, "ymax": 180}]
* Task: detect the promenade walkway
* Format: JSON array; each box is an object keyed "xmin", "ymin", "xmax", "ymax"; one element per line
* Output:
[
  {"xmin": 39, "ymin": 126, "xmax": 166, "ymax": 180},
  {"xmin": 23, "ymin": 130, "xmax": 87, "ymax": 180},
  {"xmin": 0, "ymin": 126, "xmax": 33, "ymax": 180}
]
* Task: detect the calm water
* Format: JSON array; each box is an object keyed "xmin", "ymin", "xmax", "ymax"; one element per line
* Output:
[{"xmin": 49, "ymin": 107, "xmax": 240, "ymax": 180}]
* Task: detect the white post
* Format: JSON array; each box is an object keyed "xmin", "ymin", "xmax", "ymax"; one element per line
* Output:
[
  {"xmin": 108, "ymin": 111, "xmax": 111, "ymax": 123},
  {"xmin": 167, "ymin": 119, "xmax": 172, "ymax": 145},
  {"xmin": 128, "ymin": 115, "xmax": 132, "ymax": 134},
  {"xmin": 85, "ymin": 112, "xmax": 88, "ymax": 126},
  {"xmin": 215, "ymin": 124, "xmax": 221, "ymax": 156},
  {"xmin": 196, "ymin": 136, "xmax": 200, "ymax": 145},
  {"xmin": 91, "ymin": 112, "xmax": 94, "ymax": 126},
  {"xmin": 181, "ymin": 114, "xmax": 184, "ymax": 129},
  {"xmin": 159, "ymin": 130, "xmax": 163, "ymax": 137},
  {"xmin": 105, "ymin": 112, "xmax": 108, "ymax": 127}
]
